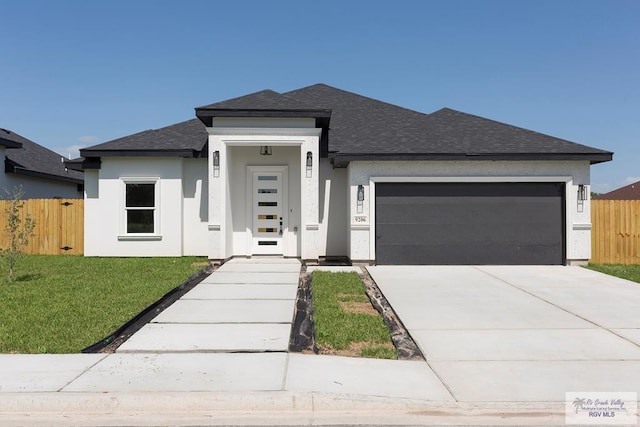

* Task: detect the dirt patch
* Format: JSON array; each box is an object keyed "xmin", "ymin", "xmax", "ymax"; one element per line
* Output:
[
  {"xmin": 338, "ymin": 300, "xmax": 379, "ymax": 316},
  {"xmin": 190, "ymin": 261, "xmax": 211, "ymax": 268},
  {"xmin": 318, "ymin": 341, "xmax": 395, "ymax": 357}
]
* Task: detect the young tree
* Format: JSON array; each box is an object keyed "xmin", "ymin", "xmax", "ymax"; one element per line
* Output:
[{"xmin": 1, "ymin": 186, "xmax": 36, "ymax": 281}]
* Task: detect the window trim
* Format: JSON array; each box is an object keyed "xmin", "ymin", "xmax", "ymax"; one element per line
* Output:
[{"xmin": 118, "ymin": 177, "xmax": 161, "ymax": 240}]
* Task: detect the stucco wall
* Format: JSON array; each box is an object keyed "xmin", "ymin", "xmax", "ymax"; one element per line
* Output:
[
  {"xmin": 1, "ymin": 147, "xmax": 82, "ymax": 199},
  {"xmin": 84, "ymin": 157, "xmax": 185, "ymax": 256},
  {"xmin": 347, "ymin": 160, "xmax": 592, "ymax": 264},
  {"xmin": 182, "ymin": 158, "xmax": 209, "ymax": 255},
  {"xmin": 318, "ymin": 159, "xmax": 348, "ymax": 257}
]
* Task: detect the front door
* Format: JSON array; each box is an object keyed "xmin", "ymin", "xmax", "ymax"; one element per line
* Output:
[{"xmin": 252, "ymin": 170, "xmax": 284, "ymax": 254}]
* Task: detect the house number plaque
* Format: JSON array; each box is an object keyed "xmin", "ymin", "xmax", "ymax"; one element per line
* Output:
[{"xmin": 354, "ymin": 216, "xmax": 367, "ymax": 223}]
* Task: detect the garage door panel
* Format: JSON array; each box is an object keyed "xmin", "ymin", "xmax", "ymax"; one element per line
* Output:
[
  {"xmin": 375, "ymin": 183, "xmax": 565, "ymax": 265},
  {"xmin": 376, "ymin": 182, "xmax": 563, "ymax": 198},
  {"xmin": 376, "ymin": 197, "xmax": 560, "ymax": 224},
  {"xmin": 377, "ymin": 222, "xmax": 559, "ymax": 246},
  {"xmin": 377, "ymin": 243, "xmax": 562, "ymax": 265}
]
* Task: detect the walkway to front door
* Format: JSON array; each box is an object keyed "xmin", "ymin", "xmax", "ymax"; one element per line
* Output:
[{"xmin": 117, "ymin": 258, "xmax": 301, "ymax": 352}]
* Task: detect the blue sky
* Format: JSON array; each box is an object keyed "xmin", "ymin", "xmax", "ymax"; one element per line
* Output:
[{"xmin": 1, "ymin": 0, "xmax": 638, "ymax": 193}]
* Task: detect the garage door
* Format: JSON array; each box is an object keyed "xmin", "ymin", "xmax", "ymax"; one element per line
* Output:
[{"xmin": 375, "ymin": 182, "xmax": 565, "ymax": 265}]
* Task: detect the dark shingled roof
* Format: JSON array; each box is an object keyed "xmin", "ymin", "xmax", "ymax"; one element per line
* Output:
[
  {"xmin": 1, "ymin": 128, "xmax": 24, "ymax": 148},
  {"xmin": 80, "ymin": 83, "xmax": 613, "ymax": 165},
  {"xmin": 195, "ymin": 88, "xmax": 331, "ymax": 128},
  {"xmin": 595, "ymin": 180, "xmax": 640, "ymax": 200},
  {"xmin": 80, "ymin": 119, "xmax": 207, "ymax": 157},
  {"xmin": 1, "ymin": 129, "xmax": 83, "ymax": 184},
  {"xmin": 197, "ymin": 89, "xmax": 316, "ymax": 111},
  {"xmin": 284, "ymin": 84, "xmax": 612, "ymax": 164}
]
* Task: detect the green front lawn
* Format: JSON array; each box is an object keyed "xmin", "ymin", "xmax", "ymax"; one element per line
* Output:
[
  {"xmin": 0, "ymin": 255, "xmax": 207, "ymax": 353},
  {"xmin": 587, "ymin": 264, "xmax": 640, "ymax": 283},
  {"xmin": 312, "ymin": 271, "xmax": 396, "ymax": 359}
]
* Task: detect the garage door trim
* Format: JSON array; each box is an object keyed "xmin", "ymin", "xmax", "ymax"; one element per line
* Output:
[{"xmin": 368, "ymin": 176, "xmax": 572, "ymax": 264}]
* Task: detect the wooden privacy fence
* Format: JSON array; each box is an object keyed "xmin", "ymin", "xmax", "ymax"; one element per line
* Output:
[
  {"xmin": 0, "ymin": 199, "xmax": 84, "ymax": 255},
  {"xmin": 591, "ymin": 200, "xmax": 640, "ymax": 264}
]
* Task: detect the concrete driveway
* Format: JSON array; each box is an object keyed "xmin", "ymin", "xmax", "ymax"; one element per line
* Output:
[{"xmin": 367, "ymin": 265, "xmax": 640, "ymax": 402}]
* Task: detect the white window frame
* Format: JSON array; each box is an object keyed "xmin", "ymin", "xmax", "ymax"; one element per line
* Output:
[{"xmin": 118, "ymin": 177, "xmax": 162, "ymax": 241}]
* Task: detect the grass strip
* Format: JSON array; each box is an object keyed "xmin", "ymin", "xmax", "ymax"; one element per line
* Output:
[
  {"xmin": 586, "ymin": 264, "xmax": 640, "ymax": 283},
  {"xmin": 312, "ymin": 271, "xmax": 396, "ymax": 359},
  {"xmin": 0, "ymin": 255, "xmax": 206, "ymax": 353}
]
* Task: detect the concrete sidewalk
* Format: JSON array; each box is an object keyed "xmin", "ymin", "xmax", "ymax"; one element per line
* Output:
[
  {"xmin": 117, "ymin": 258, "xmax": 301, "ymax": 353},
  {"xmin": 0, "ymin": 352, "xmax": 568, "ymax": 426}
]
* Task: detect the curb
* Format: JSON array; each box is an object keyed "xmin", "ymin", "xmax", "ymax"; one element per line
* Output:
[{"xmin": 0, "ymin": 392, "xmax": 569, "ymax": 426}]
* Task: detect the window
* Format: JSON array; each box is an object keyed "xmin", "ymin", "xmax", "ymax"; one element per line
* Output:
[{"xmin": 124, "ymin": 181, "xmax": 157, "ymax": 234}]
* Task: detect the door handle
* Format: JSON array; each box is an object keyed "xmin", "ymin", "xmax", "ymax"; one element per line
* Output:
[{"xmin": 279, "ymin": 217, "xmax": 283, "ymax": 235}]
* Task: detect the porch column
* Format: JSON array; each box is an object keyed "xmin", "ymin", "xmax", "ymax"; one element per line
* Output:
[
  {"xmin": 301, "ymin": 135, "xmax": 320, "ymax": 262},
  {"xmin": 207, "ymin": 128, "xmax": 227, "ymax": 260}
]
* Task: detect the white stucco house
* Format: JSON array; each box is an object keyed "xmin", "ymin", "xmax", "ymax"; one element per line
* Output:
[
  {"xmin": 1, "ymin": 128, "xmax": 83, "ymax": 199},
  {"xmin": 68, "ymin": 84, "xmax": 612, "ymax": 265}
]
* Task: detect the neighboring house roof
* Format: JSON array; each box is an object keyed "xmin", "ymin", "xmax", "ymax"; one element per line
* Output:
[
  {"xmin": 1, "ymin": 128, "xmax": 84, "ymax": 184},
  {"xmin": 76, "ymin": 83, "xmax": 613, "ymax": 167},
  {"xmin": 0, "ymin": 128, "xmax": 24, "ymax": 148},
  {"xmin": 595, "ymin": 180, "xmax": 640, "ymax": 200}
]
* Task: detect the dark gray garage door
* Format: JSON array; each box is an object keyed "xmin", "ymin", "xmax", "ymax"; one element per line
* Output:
[{"xmin": 375, "ymin": 182, "xmax": 565, "ymax": 265}]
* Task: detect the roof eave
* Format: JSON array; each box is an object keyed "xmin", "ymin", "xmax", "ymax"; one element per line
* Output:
[
  {"xmin": 64, "ymin": 157, "xmax": 101, "ymax": 172},
  {"xmin": 79, "ymin": 149, "xmax": 204, "ymax": 158},
  {"xmin": 0, "ymin": 138, "xmax": 23, "ymax": 149},
  {"xmin": 195, "ymin": 108, "xmax": 332, "ymax": 127},
  {"xmin": 332, "ymin": 152, "xmax": 614, "ymax": 167},
  {"xmin": 8, "ymin": 166, "xmax": 84, "ymax": 185}
]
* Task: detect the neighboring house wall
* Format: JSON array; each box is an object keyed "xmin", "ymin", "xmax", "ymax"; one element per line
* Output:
[
  {"xmin": 347, "ymin": 160, "xmax": 592, "ymax": 264},
  {"xmin": 1, "ymin": 147, "xmax": 81, "ymax": 199},
  {"xmin": 85, "ymin": 157, "xmax": 187, "ymax": 256}
]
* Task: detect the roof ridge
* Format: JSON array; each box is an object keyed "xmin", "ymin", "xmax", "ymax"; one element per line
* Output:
[
  {"xmin": 195, "ymin": 88, "xmax": 293, "ymax": 110},
  {"xmin": 285, "ymin": 83, "xmax": 431, "ymax": 118}
]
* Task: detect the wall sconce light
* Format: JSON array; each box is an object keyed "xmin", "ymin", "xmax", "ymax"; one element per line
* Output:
[
  {"xmin": 577, "ymin": 184, "xmax": 587, "ymax": 201},
  {"xmin": 306, "ymin": 151, "xmax": 313, "ymax": 177},
  {"xmin": 357, "ymin": 185, "xmax": 365, "ymax": 202},
  {"xmin": 212, "ymin": 150, "xmax": 220, "ymax": 177},
  {"xmin": 260, "ymin": 146, "xmax": 272, "ymax": 156}
]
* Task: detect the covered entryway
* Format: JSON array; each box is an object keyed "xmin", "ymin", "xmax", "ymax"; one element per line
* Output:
[{"xmin": 375, "ymin": 182, "xmax": 565, "ymax": 265}]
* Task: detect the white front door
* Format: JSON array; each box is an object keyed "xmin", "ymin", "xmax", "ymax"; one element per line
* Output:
[{"xmin": 252, "ymin": 170, "xmax": 284, "ymax": 254}]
